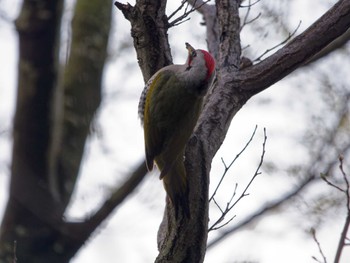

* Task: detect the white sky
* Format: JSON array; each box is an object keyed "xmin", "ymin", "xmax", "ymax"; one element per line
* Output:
[{"xmin": 0, "ymin": 0, "xmax": 349, "ymax": 262}]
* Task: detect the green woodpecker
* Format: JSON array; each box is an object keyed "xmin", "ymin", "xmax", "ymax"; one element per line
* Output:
[{"xmin": 138, "ymin": 43, "xmax": 215, "ymax": 216}]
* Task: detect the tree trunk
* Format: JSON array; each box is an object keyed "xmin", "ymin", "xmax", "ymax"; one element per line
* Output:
[{"xmin": 0, "ymin": 0, "xmax": 64, "ymax": 261}]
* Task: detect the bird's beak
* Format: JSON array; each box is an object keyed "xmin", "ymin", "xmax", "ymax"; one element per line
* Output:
[{"xmin": 185, "ymin": 42, "xmax": 195, "ymax": 54}]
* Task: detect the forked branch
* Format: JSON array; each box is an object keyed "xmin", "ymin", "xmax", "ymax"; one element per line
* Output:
[
  {"xmin": 240, "ymin": 0, "xmax": 261, "ymax": 32},
  {"xmin": 315, "ymin": 156, "xmax": 350, "ymax": 263},
  {"xmin": 311, "ymin": 228, "xmax": 328, "ymax": 263},
  {"xmin": 208, "ymin": 128, "xmax": 267, "ymax": 232},
  {"xmin": 168, "ymin": 0, "xmax": 211, "ymax": 28},
  {"xmin": 209, "ymin": 125, "xmax": 258, "ymax": 202}
]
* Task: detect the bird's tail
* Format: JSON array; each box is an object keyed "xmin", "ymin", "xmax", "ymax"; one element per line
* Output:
[{"xmin": 161, "ymin": 158, "xmax": 190, "ymax": 218}]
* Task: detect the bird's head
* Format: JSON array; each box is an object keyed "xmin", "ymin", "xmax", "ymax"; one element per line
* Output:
[{"xmin": 185, "ymin": 42, "xmax": 215, "ymax": 82}]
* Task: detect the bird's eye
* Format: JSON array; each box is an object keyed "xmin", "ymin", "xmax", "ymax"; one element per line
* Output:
[{"xmin": 191, "ymin": 51, "xmax": 197, "ymax": 58}]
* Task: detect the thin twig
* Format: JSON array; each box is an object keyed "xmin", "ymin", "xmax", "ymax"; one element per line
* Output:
[
  {"xmin": 209, "ymin": 125, "xmax": 258, "ymax": 202},
  {"xmin": 318, "ymin": 156, "xmax": 350, "ymax": 263},
  {"xmin": 168, "ymin": 0, "xmax": 188, "ymax": 21},
  {"xmin": 253, "ymin": 20, "xmax": 302, "ymax": 62},
  {"xmin": 167, "ymin": 0, "xmax": 211, "ymax": 28},
  {"xmin": 208, "ymin": 128, "xmax": 267, "ymax": 232},
  {"xmin": 213, "ymin": 197, "xmax": 224, "ymax": 214},
  {"xmin": 240, "ymin": 0, "xmax": 261, "ymax": 8},
  {"xmin": 311, "ymin": 228, "xmax": 328, "ymax": 263},
  {"xmin": 227, "ymin": 128, "xmax": 266, "ymax": 212},
  {"xmin": 242, "ymin": 12, "xmax": 261, "ymax": 30},
  {"xmin": 228, "ymin": 183, "xmax": 239, "ymax": 204},
  {"xmin": 221, "ymin": 157, "xmax": 228, "ymax": 170},
  {"xmin": 210, "ymin": 215, "xmax": 236, "ymax": 231},
  {"xmin": 334, "ymin": 156, "xmax": 350, "ymax": 263},
  {"xmin": 344, "ymin": 237, "xmax": 350, "ymax": 246},
  {"xmin": 208, "ymin": 148, "xmax": 350, "ymax": 248},
  {"xmin": 240, "ymin": 0, "xmax": 261, "ymax": 32},
  {"xmin": 241, "ymin": 0, "xmax": 252, "ymax": 30},
  {"xmin": 320, "ymin": 173, "xmax": 345, "ymax": 193},
  {"xmin": 339, "ymin": 155, "xmax": 350, "ymax": 203}
]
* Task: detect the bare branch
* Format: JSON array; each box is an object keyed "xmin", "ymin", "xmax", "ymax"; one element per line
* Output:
[
  {"xmin": 253, "ymin": 20, "xmax": 302, "ymax": 62},
  {"xmin": 334, "ymin": 212, "xmax": 350, "ymax": 262},
  {"xmin": 320, "ymin": 173, "xmax": 345, "ymax": 193},
  {"xmin": 187, "ymin": 0, "xmax": 213, "ymax": 15},
  {"xmin": 213, "ymin": 197, "xmax": 224, "ymax": 214},
  {"xmin": 208, "ymin": 128, "xmax": 267, "ymax": 232},
  {"xmin": 233, "ymin": 127, "xmax": 267, "ymax": 203},
  {"xmin": 207, "ymin": 102, "xmax": 350, "ymax": 249},
  {"xmin": 167, "ymin": 0, "xmax": 188, "ymax": 21},
  {"xmin": 168, "ymin": 0, "xmax": 211, "ymax": 28},
  {"xmin": 53, "ymin": 162, "xmax": 148, "ymax": 258},
  {"xmin": 339, "ymin": 155, "xmax": 350, "ymax": 209},
  {"xmin": 207, "ymin": 173, "xmax": 317, "ymax": 248},
  {"xmin": 305, "ymin": 28, "xmax": 350, "ymax": 66},
  {"xmin": 314, "ymin": 156, "xmax": 350, "ymax": 263},
  {"xmin": 228, "ymin": 183, "xmax": 239, "ymax": 204},
  {"xmin": 334, "ymin": 156, "xmax": 350, "ymax": 263},
  {"xmin": 187, "ymin": 0, "xmax": 219, "ymax": 58},
  {"xmin": 240, "ymin": 0, "xmax": 261, "ymax": 8},
  {"xmin": 210, "ymin": 215, "xmax": 236, "ymax": 231},
  {"xmin": 233, "ymin": 0, "xmax": 350, "ymax": 94},
  {"xmin": 240, "ymin": 0, "xmax": 261, "ymax": 32},
  {"xmin": 73, "ymin": 161, "xmax": 148, "ymax": 235},
  {"xmin": 311, "ymin": 228, "xmax": 328, "ymax": 263},
  {"xmin": 209, "ymin": 125, "xmax": 258, "ymax": 202}
]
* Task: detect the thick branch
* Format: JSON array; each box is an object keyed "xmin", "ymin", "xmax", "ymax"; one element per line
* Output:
[
  {"xmin": 188, "ymin": 0, "xmax": 219, "ymax": 60},
  {"xmin": 53, "ymin": 0, "xmax": 112, "ymax": 206},
  {"xmin": 195, "ymin": 0, "xmax": 243, "ymax": 163},
  {"xmin": 216, "ymin": 0, "xmax": 241, "ymax": 69},
  {"xmin": 79, "ymin": 162, "xmax": 147, "ymax": 231},
  {"xmin": 306, "ymin": 27, "xmax": 350, "ymax": 66},
  {"xmin": 115, "ymin": 0, "xmax": 172, "ymax": 82},
  {"xmin": 54, "ymin": 161, "xmax": 148, "ymax": 261}
]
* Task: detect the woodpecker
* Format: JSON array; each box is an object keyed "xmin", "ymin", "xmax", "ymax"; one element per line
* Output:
[{"xmin": 138, "ymin": 42, "xmax": 215, "ymax": 216}]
